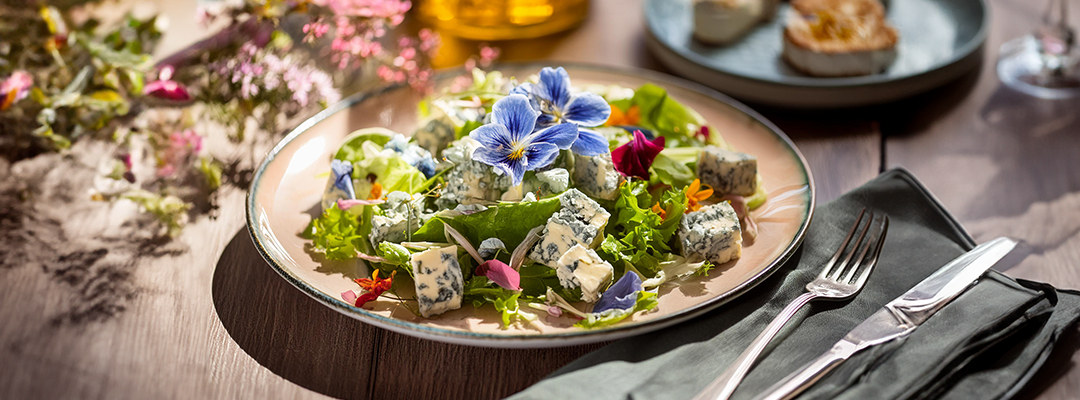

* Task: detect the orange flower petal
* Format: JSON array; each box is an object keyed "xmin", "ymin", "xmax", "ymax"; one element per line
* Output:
[{"xmin": 367, "ymin": 182, "xmax": 383, "ymax": 200}]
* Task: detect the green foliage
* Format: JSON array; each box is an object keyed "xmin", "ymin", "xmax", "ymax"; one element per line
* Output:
[
  {"xmin": 625, "ymin": 84, "xmax": 710, "ymax": 148},
  {"xmin": 463, "ymin": 276, "xmax": 528, "ymax": 328},
  {"xmin": 598, "ymin": 180, "xmax": 687, "ymax": 276},
  {"xmin": 412, "ymin": 196, "xmax": 563, "ymax": 250},
  {"xmin": 301, "ymin": 203, "xmax": 365, "ymax": 261},
  {"xmin": 121, "ymin": 189, "xmax": 191, "ymax": 238}
]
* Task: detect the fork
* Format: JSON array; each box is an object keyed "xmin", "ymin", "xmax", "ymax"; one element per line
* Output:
[{"xmin": 693, "ymin": 209, "xmax": 890, "ymax": 400}]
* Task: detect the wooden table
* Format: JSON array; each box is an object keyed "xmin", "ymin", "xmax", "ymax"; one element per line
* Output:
[{"xmin": 2, "ymin": 0, "xmax": 1079, "ymax": 399}]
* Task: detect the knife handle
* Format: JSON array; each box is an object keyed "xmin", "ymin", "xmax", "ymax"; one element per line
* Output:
[{"xmin": 754, "ymin": 341, "xmax": 857, "ymax": 400}]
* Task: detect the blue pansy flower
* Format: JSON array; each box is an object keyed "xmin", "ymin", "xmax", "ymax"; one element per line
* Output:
[
  {"xmin": 322, "ymin": 159, "xmax": 357, "ymax": 210},
  {"xmin": 331, "ymin": 159, "xmax": 356, "ymax": 199},
  {"xmin": 593, "ymin": 272, "xmax": 643, "ymax": 314},
  {"xmin": 514, "ymin": 67, "xmax": 611, "ymax": 156},
  {"xmin": 470, "ymin": 94, "xmax": 578, "ymax": 186}
]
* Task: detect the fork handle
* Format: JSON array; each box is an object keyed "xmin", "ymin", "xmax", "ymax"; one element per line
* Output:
[{"xmin": 693, "ymin": 292, "xmax": 819, "ymax": 400}]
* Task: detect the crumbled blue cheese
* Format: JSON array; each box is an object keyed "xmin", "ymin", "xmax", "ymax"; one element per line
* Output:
[
  {"xmin": 536, "ymin": 168, "xmax": 570, "ymax": 194},
  {"xmin": 572, "ymin": 153, "xmax": 622, "ymax": 200},
  {"xmin": 679, "ymin": 202, "xmax": 742, "ymax": 264},
  {"xmin": 412, "ymin": 246, "xmax": 465, "ymax": 317},
  {"xmin": 412, "ymin": 112, "xmax": 457, "ymax": 158},
  {"xmin": 436, "ymin": 139, "xmax": 505, "ymax": 208},
  {"xmin": 555, "ymin": 244, "xmax": 614, "ymax": 302},
  {"xmin": 529, "ymin": 189, "xmax": 611, "ymax": 267},
  {"xmin": 697, "ymin": 146, "xmax": 758, "ymax": 196},
  {"xmin": 370, "ymin": 191, "xmax": 429, "ymax": 248}
]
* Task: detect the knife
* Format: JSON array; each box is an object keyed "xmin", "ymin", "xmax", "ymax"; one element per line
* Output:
[{"xmin": 753, "ymin": 237, "xmax": 1018, "ymax": 400}]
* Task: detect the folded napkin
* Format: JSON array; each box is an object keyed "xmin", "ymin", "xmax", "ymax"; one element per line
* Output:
[{"xmin": 511, "ymin": 169, "xmax": 1080, "ymax": 400}]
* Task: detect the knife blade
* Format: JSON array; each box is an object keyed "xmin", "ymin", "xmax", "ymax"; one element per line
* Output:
[{"xmin": 753, "ymin": 237, "xmax": 1018, "ymax": 400}]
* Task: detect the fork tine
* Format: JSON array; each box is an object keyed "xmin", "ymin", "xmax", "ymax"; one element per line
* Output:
[
  {"xmin": 827, "ymin": 211, "xmax": 873, "ymax": 281},
  {"xmin": 818, "ymin": 208, "xmax": 868, "ymax": 279},
  {"xmin": 853, "ymin": 215, "xmax": 889, "ymax": 289},
  {"xmin": 841, "ymin": 214, "xmax": 881, "ymax": 283}
]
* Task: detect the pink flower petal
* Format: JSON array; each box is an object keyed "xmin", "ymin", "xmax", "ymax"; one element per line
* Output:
[
  {"xmin": 547, "ymin": 305, "xmax": 562, "ymax": 317},
  {"xmin": 144, "ymin": 80, "xmax": 191, "ymax": 101},
  {"xmin": 612, "ymin": 130, "xmax": 664, "ymax": 179},
  {"xmin": 336, "ymin": 198, "xmax": 385, "ymax": 210},
  {"xmin": 341, "ymin": 290, "xmax": 358, "ymax": 304},
  {"xmin": 476, "ymin": 260, "xmax": 521, "ymax": 291}
]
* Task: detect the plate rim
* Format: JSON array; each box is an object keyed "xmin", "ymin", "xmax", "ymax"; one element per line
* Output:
[
  {"xmin": 244, "ymin": 61, "xmax": 816, "ymax": 348},
  {"xmin": 643, "ymin": 0, "xmax": 990, "ymax": 89}
]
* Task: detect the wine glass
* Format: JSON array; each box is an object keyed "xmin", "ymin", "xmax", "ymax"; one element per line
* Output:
[{"xmin": 997, "ymin": 0, "xmax": 1080, "ymax": 99}]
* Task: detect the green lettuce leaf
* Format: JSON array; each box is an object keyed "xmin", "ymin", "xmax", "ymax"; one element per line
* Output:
[
  {"xmin": 333, "ymin": 128, "xmax": 395, "ymax": 163},
  {"xmin": 412, "ymin": 196, "xmax": 562, "ymax": 250},
  {"xmin": 301, "ymin": 203, "xmax": 364, "ymax": 261},
  {"xmin": 598, "ymin": 181, "xmax": 687, "ymax": 275},
  {"xmin": 463, "ymin": 276, "xmax": 533, "ymax": 328},
  {"xmin": 650, "ymin": 152, "xmax": 695, "ymax": 189},
  {"xmin": 628, "ymin": 84, "xmax": 709, "ymax": 148},
  {"xmin": 346, "ymin": 141, "xmax": 427, "ymax": 197},
  {"xmin": 574, "ymin": 291, "xmax": 658, "ymax": 329}
]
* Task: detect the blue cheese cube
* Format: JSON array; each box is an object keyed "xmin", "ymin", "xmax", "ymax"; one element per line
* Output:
[
  {"xmin": 573, "ymin": 153, "xmax": 623, "ymax": 200},
  {"xmin": 697, "ymin": 146, "xmax": 758, "ymax": 196},
  {"xmin": 412, "ymin": 114, "xmax": 456, "ymax": 158},
  {"xmin": 529, "ymin": 189, "xmax": 611, "ymax": 267},
  {"xmin": 679, "ymin": 202, "xmax": 743, "ymax": 264},
  {"xmin": 555, "ymin": 244, "xmax": 614, "ymax": 302},
  {"xmin": 411, "ymin": 246, "xmax": 465, "ymax": 317}
]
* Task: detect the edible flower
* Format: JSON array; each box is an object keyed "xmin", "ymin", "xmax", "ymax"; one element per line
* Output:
[
  {"xmin": 336, "ymin": 198, "xmax": 384, "ymax": 211},
  {"xmin": 685, "ymin": 179, "xmax": 714, "ymax": 212},
  {"xmin": 470, "ymin": 94, "xmax": 578, "ymax": 185},
  {"xmin": 593, "ymin": 272, "xmax": 643, "ymax": 314},
  {"xmin": 385, "ymin": 134, "xmax": 438, "ymax": 178},
  {"xmin": 144, "ymin": 66, "xmax": 192, "ymax": 102},
  {"xmin": 350, "ymin": 269, "xmax": 396, "ymax": 308},
  {"xmin": 651, "ymin": 202, "xmax": 667, "ymax": 220},
  {"xmin": 695, "ymin": 125, "xmax": 711, "ymax": 142},
  {"xmin": 367, "ymin": 182, "xmax": 382, "ymax": 200},
  {"xmin": 512, "ymin": 67, "xmax": 611, "ymax": 156},
  {"xmin": 611, "ymin": 130, "xmax": 665, "ymax": 179},
  {"xmin": 0, "ymin": 71, "xmax": 33, "ymax": 111},
  {"xmin": 475, "ymin": 260, "xmax": 521, "ymax": 291},
  {"xmin": 331, "ymin": 159, "xmax": 357, "ymax": 200},
  {"xmin": 606, "ymin": 104, "xmax": 640, "ymax": 127}
]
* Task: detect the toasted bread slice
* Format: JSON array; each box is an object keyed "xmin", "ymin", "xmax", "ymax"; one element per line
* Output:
[
  {"xmin": 693, "ymin": 0, "xmax": 767, "ymax": 45},
  {"xmin": 782, "ymin": 6, "xmax": 898, "ymax": 76},
  {"xmin": 791, "ymin": 0, "xmax": 885, "ymax": 18}
]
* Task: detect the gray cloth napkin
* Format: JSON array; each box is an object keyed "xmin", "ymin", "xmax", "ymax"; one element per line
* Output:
[{"xmin": 511, "ymin": 168, "xmax": 1080, "ymax": 400}]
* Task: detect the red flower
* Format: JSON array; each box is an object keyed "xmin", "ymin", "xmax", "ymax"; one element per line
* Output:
[
  {"xmin": 611, "ymin": 130, "xmax": 665, "ymax": 179},
  {"xmin": 351, "ymin": 269, "xmax": 396, "ymax": 307}
]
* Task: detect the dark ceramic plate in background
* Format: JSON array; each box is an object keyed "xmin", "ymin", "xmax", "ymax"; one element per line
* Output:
[{"xmin": 644, "ymin": 0, "xmax": 988, "ymax": 108}]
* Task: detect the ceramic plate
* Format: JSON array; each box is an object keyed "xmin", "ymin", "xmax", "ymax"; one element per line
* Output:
[
  {"xmin": 246, "ymin": 63, "xmax": 814, "ymax": 348},
  {"xmin": 644, "ymin": 0, "xmax": 987, "ymax": 108}
]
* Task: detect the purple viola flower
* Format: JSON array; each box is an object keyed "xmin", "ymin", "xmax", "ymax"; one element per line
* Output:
[
  {"xmin": 513, "ymin": 67, "xmax": 611, "ymax": 156},
  {"xmin": 593, "ymin": 272, "xmax": 643, "ymax": 314},
  {"xmin": 470, "ymin": 94, "xmax": 578, "ymax": 186},
  {"xmin": 331, "ymin": 159, "xmax": 356, "ymax": 199}
]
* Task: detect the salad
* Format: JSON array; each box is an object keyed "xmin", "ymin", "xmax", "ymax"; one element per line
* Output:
[{"xmin": 301, "ymin": 66, "xmax": 767, "ymax": 329}]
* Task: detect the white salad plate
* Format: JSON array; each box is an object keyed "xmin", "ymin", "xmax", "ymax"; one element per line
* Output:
[
  {"xmin": 246, "ymin": 63, "xmax": 814, "ymax": 348},
  {"xmin": 644, "ymin": 0, "xmax": 988, "ymax": 108}
]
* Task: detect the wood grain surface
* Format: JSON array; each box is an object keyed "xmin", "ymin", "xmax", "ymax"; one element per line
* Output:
[{"xmin": 0, "ymin": 0, "xmax": 1076, "ymax": 399}]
